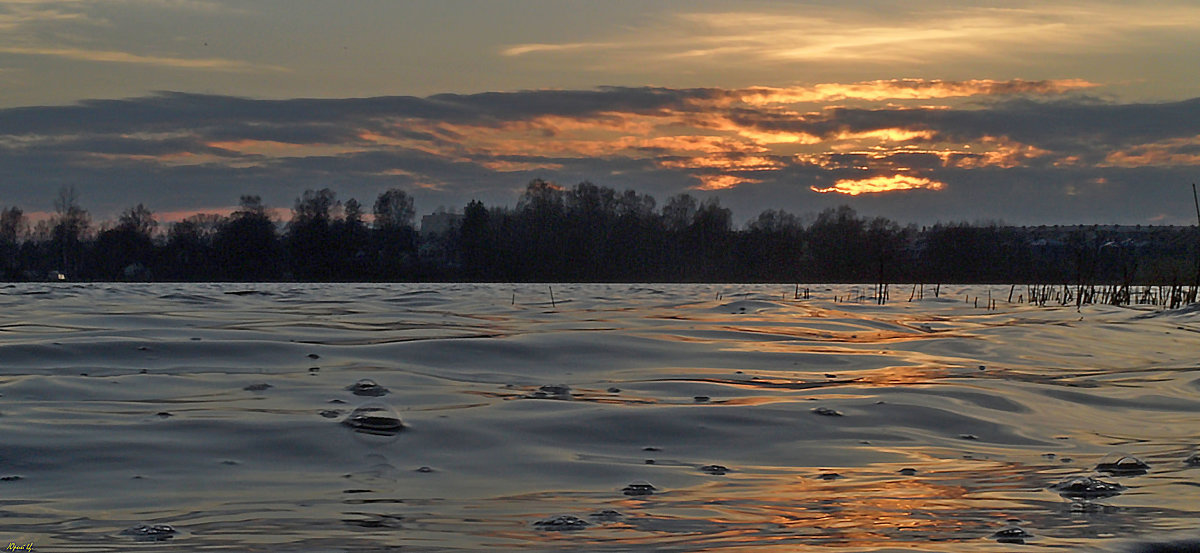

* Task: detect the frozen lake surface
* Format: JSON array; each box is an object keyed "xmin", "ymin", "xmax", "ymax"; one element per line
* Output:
[{"xmin": 1, "ymin": 282, "xmax": 1198, "ymax": 552}]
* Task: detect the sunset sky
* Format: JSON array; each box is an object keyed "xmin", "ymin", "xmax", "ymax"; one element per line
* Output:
[{"xmin": 3, "ymin": 0, "xmax": 1200, "ymax": 226}]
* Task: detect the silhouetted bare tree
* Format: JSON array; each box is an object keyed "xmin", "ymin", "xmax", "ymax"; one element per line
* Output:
[
  {"xmin": 51, "ymin": 186, "xmax": 90, "ymax": 275},
  {"xmin": 372, "ymin": 188, "xmax": 417, "ymax": 278},
  {"xmin": 0, "ymin": 206, "xmax": 24, "ymax": 279}
]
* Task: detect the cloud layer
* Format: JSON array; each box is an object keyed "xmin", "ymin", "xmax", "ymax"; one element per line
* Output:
[
  {"xmin": 503, "ymin": 4, "xmax": 1200, "ymax": 68},
  {"xmin": 2, "ymin": 79, "xmax": 1199, "ymax": 226}
]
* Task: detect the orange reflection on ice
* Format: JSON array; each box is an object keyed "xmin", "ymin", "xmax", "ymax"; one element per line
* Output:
[{"xmin": 811, "ymin": 174, "xmax": 944, "ymax": 195}]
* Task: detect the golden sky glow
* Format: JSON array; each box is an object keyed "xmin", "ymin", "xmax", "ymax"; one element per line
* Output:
[
  {"xmin": 64, "ymin": 76, "xmax": 1188, "ymax": 212},
  {"xmin": 734, "ymin": 79, "xmax": 1098, "ymax": 105},
  {"xmin": 501, "ymin": 4, "xmax": 1200, "ymax": 83},
  {"xmin": 0, "ymin": 45, "xmax": 285, "ymax": 72},
  {"xmin": 2, "ymin": 1, "xmax": 1200, "ymax": 224},
  {"xmin": 811, "ymin": 175, "xmax": 946, "ymax": 196},
  {"xmin": 250, "ymin": 79, "xmax": 1091, "ymax": 199}
]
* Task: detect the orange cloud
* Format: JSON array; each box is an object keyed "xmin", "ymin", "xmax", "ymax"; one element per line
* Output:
[
  {"xmin": 500, "ymin": 41, "xmax": 610, "ymax": 57},
  {"xmin": 477, "ymin": 159, "xmax": 565, "ymax": 172},
  {"xmin": 86, "ymin": 151, "xmax": 202, "ymax": 165},
  {"xmin": 478, "ymin": 136, "xmax": 624, "ymax": 158},
  {"xmin": 948, "ymin": 136, "xmax": 1052, "ymax": 169},
  {"xmin": 811, "ymin": 174, "xmax": 945, "ymax": 195},
  {"xmin": 467, "ymin": 130, "xmax": 767, "ymax": 162},
  {"xmin": 361, "ymin": 88, "xmax": 1068, "ymax": 184},
  {"xmin": 734, "ymin": 79, "xmax": 1098, "ymax": 105},
  {"xmin": 682, "ymin": 110, "xmax": 823, "ymax": 145},
  {"xmin": 659, "ymin": 153, "xmax": 781, "ymax": 171},
  {"xmin": 1102, "ymin": 135, "xmax": 1200, "ymax": 167},
  {"xmin": 503, "ymin": 113, "xmax": 656, "ymax": 136},
  {"xmin": 734, "ymin": 127, "xmax": 821, "ymax": 145},
  {"xmin": 695, "ymin": 174, "xmax": 761, "ymax": 190},
  {"xmin": 633, "ymin": 134, "xmax": 762, "ymax": 154},
  {"xmin": 207, "ymin": 139, "xmax": 332, "ymax": 155},
  {"xmin": 835, "ymin": 128, "xmax": 935, "ymax": 142}
]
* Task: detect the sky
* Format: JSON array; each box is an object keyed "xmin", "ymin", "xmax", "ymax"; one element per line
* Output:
[{"xmin": 3, "ymin": 0, "xmax": 1200, "ymax": 227}]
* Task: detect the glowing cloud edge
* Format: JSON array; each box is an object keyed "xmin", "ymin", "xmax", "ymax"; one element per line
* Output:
[{"xmin": 811, "ymin": 174, "xmax": 945, "ymax": 195}]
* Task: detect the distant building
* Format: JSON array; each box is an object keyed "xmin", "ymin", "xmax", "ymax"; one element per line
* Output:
[
  {"xmin": 418, "ymin": 211, "xmax": 464, "ymax": 268},
  {"xmin": 420, "ymin": 212, "xmax": 463, "ymax": 236}
]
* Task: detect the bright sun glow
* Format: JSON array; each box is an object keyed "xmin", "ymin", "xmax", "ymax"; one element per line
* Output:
[{"xmin": 811, "ymin": 174, "xmax": 945, "ymax": 195}]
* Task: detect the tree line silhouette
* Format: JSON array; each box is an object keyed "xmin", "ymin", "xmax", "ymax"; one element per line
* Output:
[{"xmin": 1, "ymin": 180, "xmax": 1198, "ymax": 288}]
